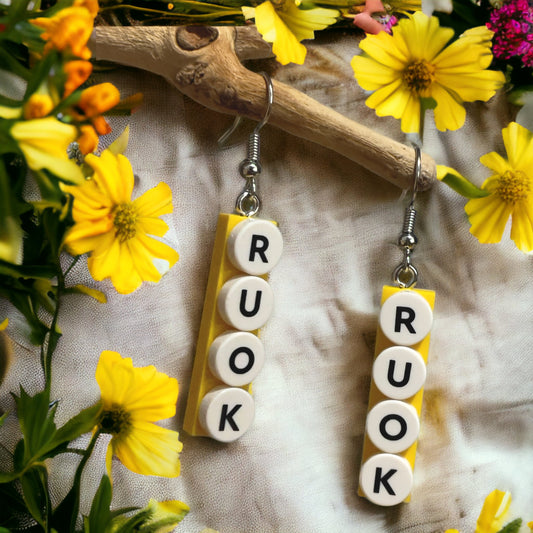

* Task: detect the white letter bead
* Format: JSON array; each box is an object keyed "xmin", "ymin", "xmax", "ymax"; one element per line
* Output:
[
  {"xmin": 208, "ymin": 331, "xmax": 265, "ymax": 387},
  {"xmin": 217, "ymin": 275, "xmax": 274, "ymax": 331},
  {"xmin": 360, "ymin": 453, "xmax": 413, "ymax": 506},
  {"xmin": 226, "ymin": 218, "xmax": 283, "ymax": 275},
  {"xmin": 366, "ymin": 399, "xmax": 420, "ymax": 454},
  {"xmin": 379, "ymin": 290, "xmax": 433, "ymax": 346},
  {"xmin": 372, "ymin": 346, "xmax": 426, "ymax": 400},
  {"xmin": 198, "ymin": 386, "xmax": 255, "ymax": 443}
]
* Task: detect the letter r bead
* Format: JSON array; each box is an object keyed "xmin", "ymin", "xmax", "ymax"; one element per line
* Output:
[{"xmin": 359, "ymin": 285, "xmax": 435, "ymax": 505}]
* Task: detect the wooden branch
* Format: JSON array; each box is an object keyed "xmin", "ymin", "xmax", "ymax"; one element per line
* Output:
[{"xmin": 90, "ymin": 25, "xmax": 436, "ymax": 190}]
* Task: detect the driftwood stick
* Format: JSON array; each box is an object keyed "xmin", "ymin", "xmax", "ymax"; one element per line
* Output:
[{"xmin": 91, "ymin": 25, "xmax": 436, "ymax": 189}]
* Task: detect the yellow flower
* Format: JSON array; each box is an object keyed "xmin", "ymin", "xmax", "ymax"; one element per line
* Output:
[
  {"xmin": 476, "ymin": 489, "xmax": 511, "ymax": 533},
  {"xmin": 445, "ymin": 490, "xmax": 512, "ymax": 533},
  {"xmin": 10, "ymin": 117, "xmax": 84, "ymax": 183},
  {"xmin": 95, "ymin": 350, "xmax": 182, "ymax": 477},
  {"xmin": 464, "ymin": 122, "xmax": 533, "ymax": 252},
  {"xmin": 242, "ymin": 0, "xmax": 338, "ymax": 65},
  {"xmin": 62, "ymin": 149, "xmax": 179, "ymax": 294},
  {"xmin": 32, "ymin": 6, "xmax": 94, "ymax": 59},
  {"xmin": 351, "ymin": 11, "xmax": 505, "ymax": 133},
  {"xmin": 141, "ymin": 500, "xmax": 189, "ymax": 532},
  {"xmin": 23, "ymin": 94, "xmax": 54, "ymax": 120}
]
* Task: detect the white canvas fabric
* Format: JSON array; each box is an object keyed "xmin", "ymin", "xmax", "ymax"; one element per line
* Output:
[{"xmin": 1, "ymin": 32, "xmax": 532, "ymax": 533}]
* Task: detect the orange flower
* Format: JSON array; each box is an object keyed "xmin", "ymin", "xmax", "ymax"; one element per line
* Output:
[
  {"xmin": 77, "ymin": 124, "xmax": 99, "ymax": 154},
  {"xmin": 64, "ymin": 60, "xmax": 93, "ymax": 97},
  {"xmin": 74, "ymin": 0, "xmax": 99, "ymax": 17},
  {"xmin": 23, "ymin": 94, "xmax": 54, "ymax": 119},
  {"xmin": 78, "ymin": 83, "xmax": 120, "ymax": 118},
  {"xmin": 77, "ymin": 83, "xmax": 120, "ymax": 135},
  {"xmin": 32, "ymin": 6, "xmax": 94, "ymax": 59}
]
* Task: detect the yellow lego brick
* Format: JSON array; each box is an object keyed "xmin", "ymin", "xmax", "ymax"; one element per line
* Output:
[
  {"xmin": 358, "ymin": 285, "xmax": 435, "ymax": 503},
  {"xmin": 183, "ymin": 213, "xmax": 276, "ymax": 437}
]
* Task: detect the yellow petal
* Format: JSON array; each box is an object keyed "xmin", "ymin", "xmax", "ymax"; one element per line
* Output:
[
  {"xmin": 113, "ymin": 420, "xmax": 182, "ymax": 477},
  {"xmin": 431, "ymin": 83, "xmax": 466, "ymax": 131},
  {"xmin": 137, "ymin": 217, "xmax": 169, "ymax": 237},
  {"xmin": 479, "ymin": 152, "xmax": 512, "ymax": 178},
  {"xmin": 136, "ymin": 233, "xmax": 179, "ymax": 269},
  {"xmin": 63, "ymin": 218, "xmax": 114, "ymax": 253},
  {"xmin": 10, "ymin": 117, "xmax": 84, "ymax": 183},
  {"xmin": 502, "ymin": 122, "xmax": 533, "ymax": 172},
  {"xmin": 122, "ymin": 364, "xmax": 178, "ymax": 422},
  {"xmin": 133, "ymin": 182, "xmax": 173, "ymax": 218},
  {"xmin": 254, "ymin": 1, "xmax": 306, "ymax": 65},
  {"xmin": 366, "ymin": 78, "xmax": 410, "ymax": 118},
  {"xmin": 351, "ymin": 55, "xmax": 399, "ymax": 91},
  {"xmin": 435, "ymin": 69, "xmax": 504, "ymax": 102},
  {"xmin": 510, "ymin": 199, "xmax": 533, "ymax": 252},
  {"xmin": 96, "ymin": 350, "xmax": 178, "ymax": 421},
  {"xmin": 108, "ymin": 242, "xmax": 144, "ymax": 294},
  {"xmin": 87, "ymin": 236, "xmax": 122, "ymax": 281},
  {"xmin": 278, "ymin": 1, "xmax": 338, "ymax": 42},
  {"xmin": 85, "ymin": 151, "xmax": 134, "ymax": 206},
  {"xmin": 475, "ymin": 490, "xmax": 511, "ymax": 533},
  {"xmin": 96, "ymin": 350, "xmax": 136, "ymax": 407},
  {"xmin": 465, "ymin": 194, "xmax": 512, "ymax": 244},
  {"xmin": 359, "ymin": 30, "xmax": 408, "ymax": 71},
  {"xmin": 399, "ymin": 12, "xmax": 453, "ymax": 61},
  {"xmin": 125, "ymin": 238, "xmax": 165, "ymax": 283}
]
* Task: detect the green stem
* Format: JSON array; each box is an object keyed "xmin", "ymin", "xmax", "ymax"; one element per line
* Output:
[{"xmin": 67, "ymin": 430, "xmax": 102, "ymax": 532}]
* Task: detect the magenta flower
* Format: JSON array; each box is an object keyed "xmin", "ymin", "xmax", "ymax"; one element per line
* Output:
[{"xmin": 487, "ymin": 0, "xmax": 533, "ymax": 68}]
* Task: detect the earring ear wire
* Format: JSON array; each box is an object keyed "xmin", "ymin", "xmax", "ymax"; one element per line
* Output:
[{"xmin": 393, "ymin": 144, "xmax": 422, "ymax": 288}]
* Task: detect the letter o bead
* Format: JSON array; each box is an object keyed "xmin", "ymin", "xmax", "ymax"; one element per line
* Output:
[
  {"xmin": 208, "ymin": 331, "xmax": 265, "ymax": 387},
  {"xmin": 227, "ymin": 218, "xmax": 283, "ymax": 275},
  {"xmin": 379, "ymin": 290, "xmax": 433, "ymax": 346},
  {"xmin": 198, "ymin": 386, "xmax": 255, "ymax": 443},
  {"xmin": 217, "ymin": 275, "xmax": 274, "ymax": 331},
  {"xmin": 359, "ymin": 453, "xmax": 413, "ymax": 506},
  {"xmin": 366, "ymin": 400, "xmax": 420, "ymax": 454}
]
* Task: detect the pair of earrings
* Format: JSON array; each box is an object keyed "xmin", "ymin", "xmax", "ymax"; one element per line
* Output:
[{"xmin": 182, "ymin": 74, "xmax": 435, "ymax": 507}]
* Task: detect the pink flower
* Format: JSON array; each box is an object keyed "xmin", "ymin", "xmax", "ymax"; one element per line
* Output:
[
  {"xmin": 487, "ymin": 0, "xmax": 533, "ymax": 68},
  {"xmin": 353, "ymin": 0, "xmax": 396, "ymax": 34}
]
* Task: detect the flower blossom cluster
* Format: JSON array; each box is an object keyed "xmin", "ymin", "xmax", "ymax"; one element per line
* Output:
[{"xmin": 487, "ymin": 0, "xmax": 533, "ymax": 68}]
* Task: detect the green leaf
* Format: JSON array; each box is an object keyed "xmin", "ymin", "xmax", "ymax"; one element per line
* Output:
[
  {"xmin": 496, "ymin": 518, "xmax": 523, "ymax": 533},
  {"xmin": 13, "ymin": 387, "xmax": 56, "ymax": 464},
  {"xmin": 19, "ymin": 464, "xmax": 50, "ymax": 528},
  {"xmin": 0, "ymin": 259, "xmax": 57, "ymax": 280},
  {"xmin": 0, "ymin": 480, "xmax": 35, "ymax": 530},
  {"xmin": 50, "ymin": 402, "xmax": 102, "ymax": 454},
  {"xmin": 84, "ymin": 475, "xmax": 113, "ymax": 533},
  {"xmin": 437, "ymin": 166, "xmax": 490, "ymax": 199}
]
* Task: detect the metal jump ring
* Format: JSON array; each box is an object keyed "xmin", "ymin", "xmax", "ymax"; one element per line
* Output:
[{"xmin": 393, "ymin": 261, "xmax": 418, "ymax": 289}]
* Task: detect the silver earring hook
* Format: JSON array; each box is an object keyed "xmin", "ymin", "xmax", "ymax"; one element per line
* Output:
[
  {"xmin": 393, "ymin": 144, "xmax": 422, "ymax": 288},
  {"xmin": 218, "ymin": 72, "xmax": 274, "ymax": 147},
  {"xmin": 232, "ymin": 72, "xmax": 274, "ymax": 217}
]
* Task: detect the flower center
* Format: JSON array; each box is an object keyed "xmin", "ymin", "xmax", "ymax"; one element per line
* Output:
[
  {"xmin": 496, "ymin": 170, "xmax": 530, "ymax": 204},
  {"xmin": 99, "ymin": 404, "xmax": 132, "ymax": 435},
  {"xmin": 113, "ymin": 203, "xmax": 137, "ymax": 243},
  {"xmin": 402, "ymin": 59, "xmax": 435, "ymax": 94}
]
